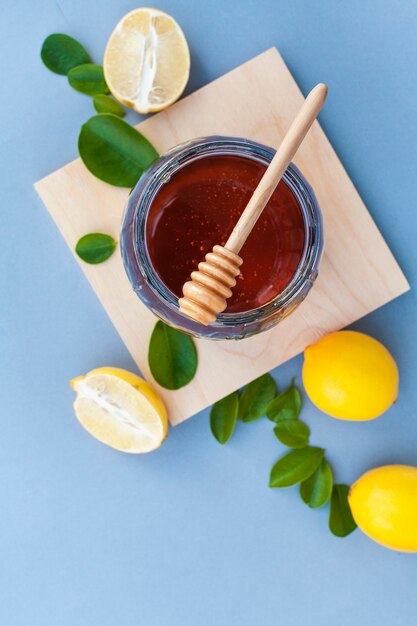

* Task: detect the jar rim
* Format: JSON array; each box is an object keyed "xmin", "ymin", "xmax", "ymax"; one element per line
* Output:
[{"xmin": 121, "ymin": 135, "xmax": 323, "ymax": 339}]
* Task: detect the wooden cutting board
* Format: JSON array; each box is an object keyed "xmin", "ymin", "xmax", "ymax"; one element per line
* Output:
[{"xmin": 35, "ymin": 48, "xmax": 409, "ymax": 426}]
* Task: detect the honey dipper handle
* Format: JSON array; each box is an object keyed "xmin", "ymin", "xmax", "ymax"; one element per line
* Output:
[{"xmin": 225, "ymin": 83, "xmax": 328, "ymax": 254}]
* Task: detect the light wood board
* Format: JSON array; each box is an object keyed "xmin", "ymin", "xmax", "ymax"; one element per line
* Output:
[{"xmin": 35, "ymin": 48, "xmax": 409, "ymax": 425}]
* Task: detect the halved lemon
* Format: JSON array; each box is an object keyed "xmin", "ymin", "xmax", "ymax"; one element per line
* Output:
[
  {"xmin": 103, "ymin": 8, "xmax": 190, "ymax": 114},
  {"xmin": 71, "ymin": 367, "xmax": 168, "ymax": 453}
]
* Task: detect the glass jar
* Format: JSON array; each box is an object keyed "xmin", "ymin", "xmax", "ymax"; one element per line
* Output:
[{"xmin": 121, "ymin": 136, "xmax": 323, "ymax": 340}]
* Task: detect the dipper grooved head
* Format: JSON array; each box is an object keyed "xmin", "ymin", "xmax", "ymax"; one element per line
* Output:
[{"xmin": 178, "ymin": 245, "xmax": 243, "ymax": 325}]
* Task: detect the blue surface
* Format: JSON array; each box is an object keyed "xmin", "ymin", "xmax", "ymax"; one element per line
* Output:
[{"xmin": 1, "ymin": 0, "xmax": 417, "ymax": 624}]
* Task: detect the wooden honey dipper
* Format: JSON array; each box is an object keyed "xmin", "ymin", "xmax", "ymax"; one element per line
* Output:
[{"xmin": 178, "ymin": 83, "xmax": 328, "ymax": 325}]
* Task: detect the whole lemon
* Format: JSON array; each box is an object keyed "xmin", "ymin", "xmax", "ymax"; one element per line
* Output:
[
  {"xmin": 302, "ymin": 331, "xmax": 398, "ymax": 420},
  {"xmin": 348, "ymin": 465, "xmax": 417, "ymax": 552}
]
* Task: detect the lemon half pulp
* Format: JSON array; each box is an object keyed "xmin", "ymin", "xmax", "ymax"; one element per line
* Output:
[
  {"xmin": 103, "ymin": 8, "xmax": 190, "ymax": 114},
  {"xmin": 71, "ymin": 367, "xmax": 168, "ymax": 453}
]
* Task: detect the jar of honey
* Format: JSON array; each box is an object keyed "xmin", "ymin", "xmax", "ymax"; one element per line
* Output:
[{"xmin": 121, "ymin": 136, "xmax": 323, "ymax": 339}]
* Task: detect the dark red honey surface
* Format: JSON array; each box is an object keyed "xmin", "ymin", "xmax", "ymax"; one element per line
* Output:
[{"xmin": 146, "ymin": 154, "xmax": 305, "ymax": 313}]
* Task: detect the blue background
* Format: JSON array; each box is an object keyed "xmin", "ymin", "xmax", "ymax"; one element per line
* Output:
[{"xmin": 1, "ymin": 1, "xmax": 417, "ymax": 624}]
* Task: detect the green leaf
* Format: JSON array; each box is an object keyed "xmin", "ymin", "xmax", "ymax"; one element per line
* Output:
[
  {"xmin": 238, "ymin": 373, "xmax": 277, "ymax": 422},
  {"xmin": 41, "ymin": 33, "xmax": 90, "ymax": 75},
  {"xmin": 269, "ymin": 446, "xmax": 324, "ymax": 488},
  {"xmin": 274, "ymin": 420, "xmax": 310, "ymax": 448},
  {"xmin": 329, "ymin": 485, "xmax": 357, "ymax": 537},
  {"xmin": 78, "ymin": 114, "xmax": 159, "ymax": 187},
  {"xmin": 93, "ymin": 94, "xmax": 125, "ymax": 117},
  {"xmin": 68, "ymin": 64, "xmax": 108, "ymax": 95},
  {"xmin": 148, "ymin": 321, "xmax": 197, "ymax": 390},
  {"xmin": 210, "ymin": 392, "xmax": 239, "ymax": 444},
  {"xmin": 300, "ymin": 459, "xmax": 333, "ymax": 508},
  {"xmin": 266, "ymin": 385, "xmax": 302, "ymax": 422},
  {"xmin": 75, "ymin": 233, "xmax": 117, "ymax": 264}
]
